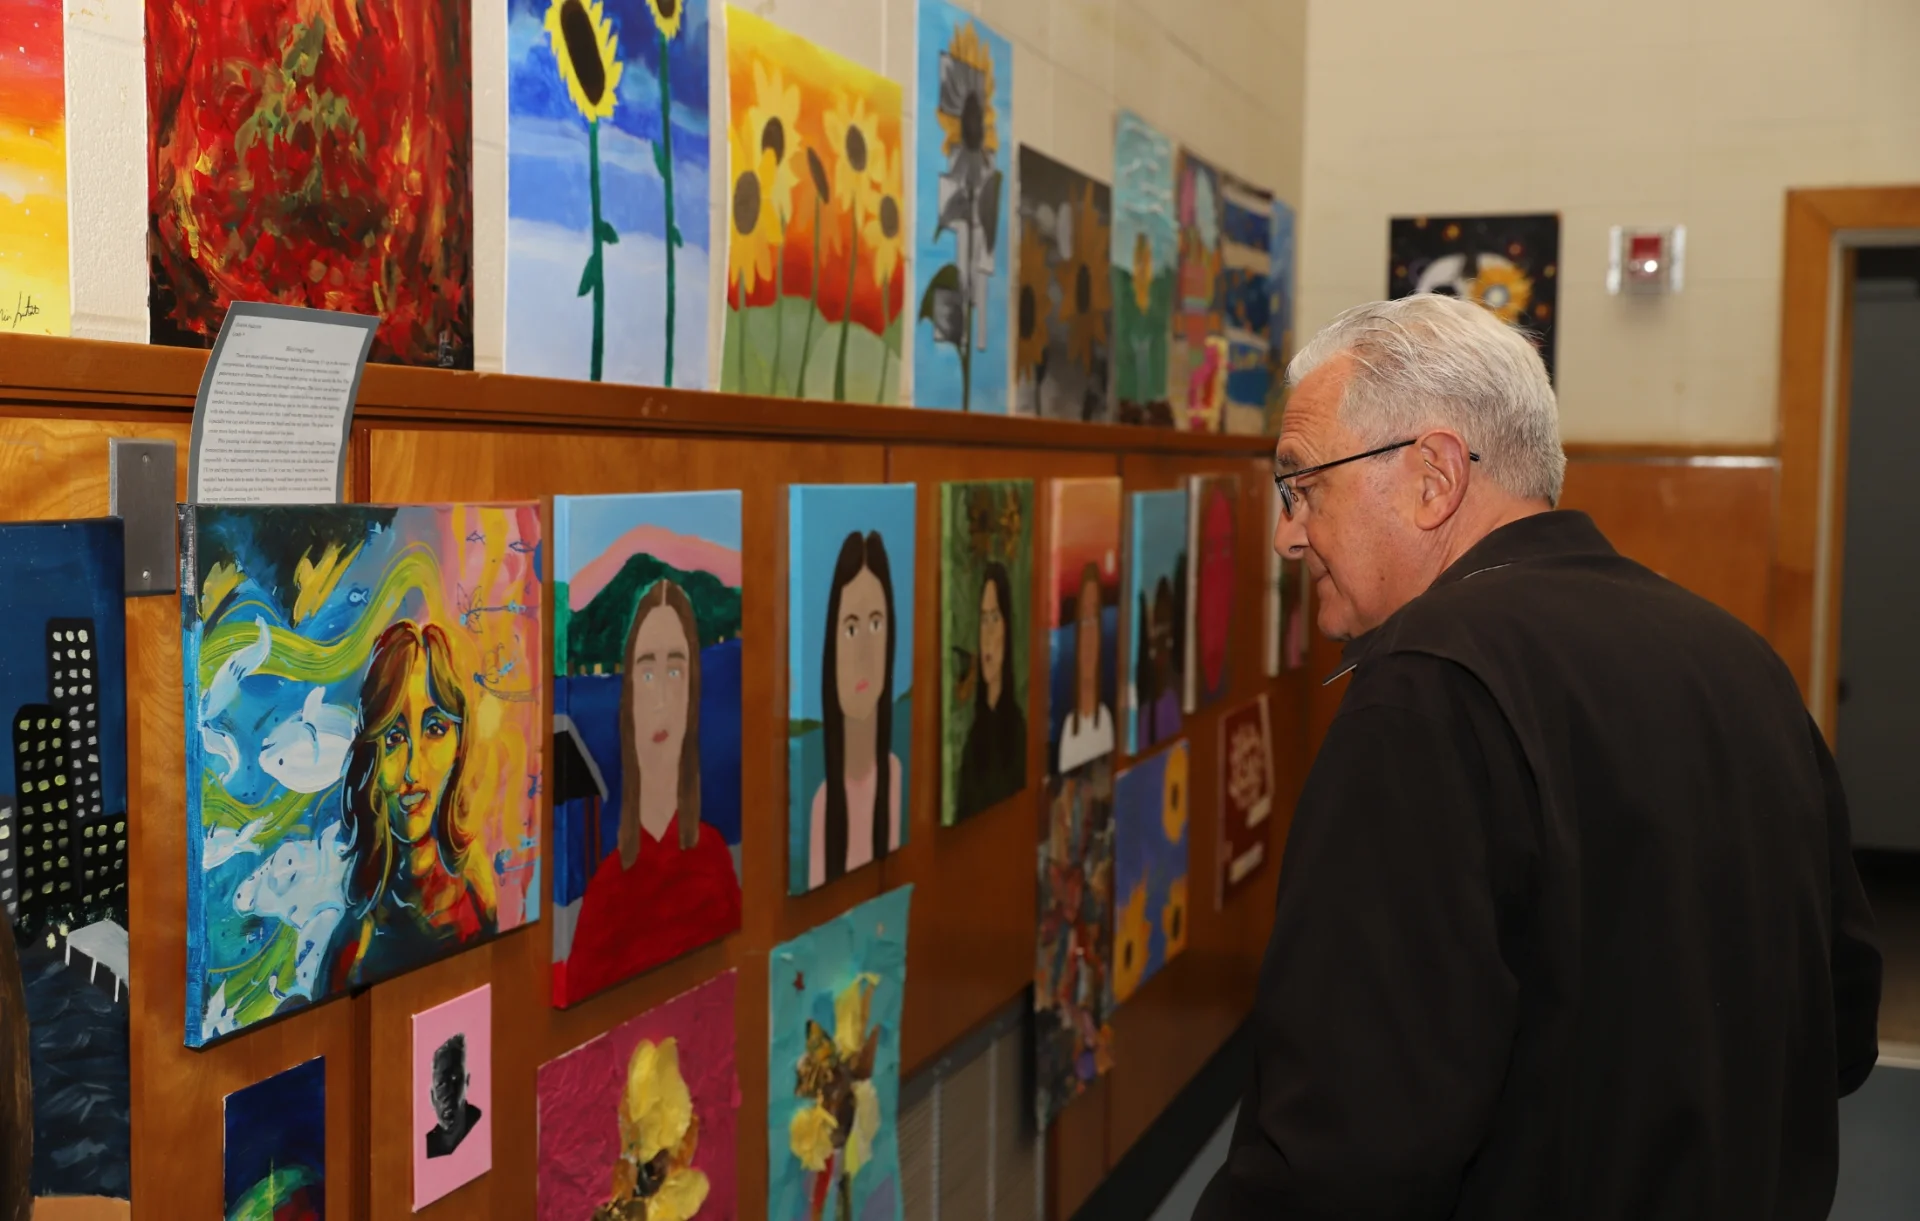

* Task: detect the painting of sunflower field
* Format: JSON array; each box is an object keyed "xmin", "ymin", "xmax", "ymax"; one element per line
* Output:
[
  {"xmin": 1013, "ymin": 147, "xmax": 1111, "ymax": 422},
  {"xmin": 911, "ymin": 0, "xmax": 1012, "ymax": 413},
  {"xmin": 723, "ymin": 9, "xmax": 905, "ymax": 405},
  {"xmin": 1388, "ymin": 212, "xmax": 1559, "ymax": 381},
  {"xmin": 1111, "ymin": 112, "xmax": 1176, "ymax": 426},
  {"xmin": 1112, "ymin": 741, "xmax": 1188, "ymax": 1005},
  {"xmin": 770, "ymin": 886, "xmax": 911, "ymax": 1221},
  {"xmin": 507, "ymin": 0, "xmax": 710, "ymax": 387},
  {"xmin": 1170, "ymin": 148, "xmax": 1225, "ymax": 431},
  {"xmin": 147, "ymin": 0, "xmax": 473, "ymax": 367}
]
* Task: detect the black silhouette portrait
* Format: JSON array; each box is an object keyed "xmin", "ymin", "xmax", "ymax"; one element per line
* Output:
[{"xmin": 425, "ymin": 1033, "xmax": 482, "ymax": 1159}]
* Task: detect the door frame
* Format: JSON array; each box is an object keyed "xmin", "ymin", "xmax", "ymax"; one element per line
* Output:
[{"xmin": 1773, "ymin": 187, "xmax": 1920, "ymax": 736}]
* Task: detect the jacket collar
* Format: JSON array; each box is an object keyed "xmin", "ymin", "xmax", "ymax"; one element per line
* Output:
[{"xmin": 1328, "ymin": 511, "xmax": 1615, "ymax": 682}]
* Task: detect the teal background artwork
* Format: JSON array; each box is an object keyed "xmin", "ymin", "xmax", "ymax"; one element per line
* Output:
[
  {"xmin": 788, "ymin": 484, "xmax": 917, "ymax": 894},
  {"xmin": 912, "ymin": 0, "xmax": 1012, "ymax": 413},
  {"xmin": 1112, "ymin": 742, "xmax": 1188, "ymax": 1004},
  {"xmin": 768, "ymin": 886, "xmax": 911, "ymax": 1221},
  {"xmin": 1125, "ymin": 489, "xmax": 1188, "ymax": 754},
  {"xmin": 1111, "ymin": 111, "xmax": 1176, "ymax": 426}
]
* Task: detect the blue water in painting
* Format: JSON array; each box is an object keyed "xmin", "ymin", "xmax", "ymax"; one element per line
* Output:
[
  {"xmin": 21, "ymin": 939, "xmax": 129, "ymax": 1199},
  {"xmin": 223, "ymin": 1056, "xmax": 325, "ymax": 1214},
  {"xmin": 552, "ymin": 637, "xmax": 742, "ymax": 908}
]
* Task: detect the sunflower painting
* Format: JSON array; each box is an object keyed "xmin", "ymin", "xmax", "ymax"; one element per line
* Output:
[
  {"xmin": 723, "ymin": 9, "xmax": 905, "ymax": 405},
  {"xmin": 1111, "ymin": 112, "xmax": 1177, "ymax": 426},
  {"xmin": 771, "ymin": 888, "xmax": 911, "ymax": 1221},
  {"xmin": 1112, "ymin": 741, "xmax": 1189, "ymax": 1005},
  {"xmin": 911, "ymin": 0, "xmax": 1012, "ymax": 412},
  {"xmin": 506, "ymin": 0, "xmax": 709, "ymax": 387},
  {"xmin": 1034, "ymin": 761, "xmax": 1115, "ymax": 1128},
  {"xmin": 1170, "ymin": 149, "xmax": 1226, "ymax": 431},
  {"xmin": 1388, "ymin": 213, "xmax": 1560, "ymax": 381},
  {"xmin": 1013, "ymin": 147, "xmax": 1112, "ymax": 422},
  {"xmin": 537, "ymin": 972, "xmax": 740, "ymax": 1221}
]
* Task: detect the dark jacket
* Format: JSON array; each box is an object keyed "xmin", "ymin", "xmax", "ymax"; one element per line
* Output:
[{"xmin": 1197, "ymin": 511, "xmax": 1881, "ymax": 1221}]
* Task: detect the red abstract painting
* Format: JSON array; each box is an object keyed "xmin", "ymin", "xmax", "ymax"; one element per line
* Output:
[{"xmin": 146, "ymin": 0, "xmax": 474, "ymax": 367}]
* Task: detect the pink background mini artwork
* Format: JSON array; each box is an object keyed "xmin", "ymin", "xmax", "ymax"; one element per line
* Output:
[
  {"xmin": 412, "ymin": 984, "xmax": 494, "ymax": 1209},
  {"xmin": 537, "ymin": 971, "xmax": 740, "ymax": 1221}
]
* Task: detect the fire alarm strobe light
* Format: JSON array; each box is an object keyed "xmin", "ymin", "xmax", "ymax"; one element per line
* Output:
[{"xmin": 1608, "ymin": 225, "xmax": 1686, "ymax": 295}]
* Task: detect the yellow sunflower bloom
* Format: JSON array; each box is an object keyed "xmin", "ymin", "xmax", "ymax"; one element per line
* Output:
[
  {"xmin": 1161, "ymin": 876, "xmax": 1189, "ymax": 958},
  {"xmin": 1015, "ymin": 223, "xmax": 1052, "ymax": 382},
  {"xmin": 822, "ymin": 91, "xmax": 881, "ymax": 212},
  {"xmin": 1467, "ymin": 260, "xmax": 1533, "ymax": 325},
  {"xmin": 845, "ymin": 1078, "xmax": 882, "ymax": 1177},
  {"xmin": 833, "ymin": 974, "xmax": 879, "ymax": 1059},
  {"xmin": 597, "ymin": 1038, "xmax": 710, "ymax": 1221},
  {"xmin": 1113, "ymin": 881, "xmax": 1150, "ymax": 1001},
  {"xmin": 863, "ymin": 144, "xmax": 906, "ymax": 291},
  {"xmin": 936, "ymin": 21, "xmax": 998, "ymax": 158},
  {"xmin": 544, "ymin": 0, "xmax": 623, "ymax": 124},
  {"xmin": 727, "ymin": 122, "xmax": 778, "ymax": 295},
  {"xmin": 746, "ymin": 59, "xmax": 801, "ymax": 223},
  {"xmin": 1162, "ymin": 745, "xmax": 1188, "ymax": 844},
  {"xmin": 789, "ymin": 1101, "xmax": 839, "ymax": 1172},
  {"xmin": 1059, "ymin": 182, "xmax": 1112, "ymax": 368},
  {"xmin": 1131, "ymin": 231, "xmax": 1153, "ymax": 314},
  {"xmin": 646, "ymin": 0, "xmax": 682, "ymax": 42}
]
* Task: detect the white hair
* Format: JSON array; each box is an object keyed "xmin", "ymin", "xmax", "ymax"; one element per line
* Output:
[{"xmin": 1286, "ymin": 294, "xmax": 1565, "ymax": 505}]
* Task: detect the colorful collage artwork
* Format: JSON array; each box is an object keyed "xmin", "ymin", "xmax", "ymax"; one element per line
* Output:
[
  {"xmin": 1111, "ymin": 112, "xmax": 1176, "ymax": 427},
  {"xmin": 1112, "ymin": 742, "xmax": 1188, "ymax": 1004},
  {"xmin": 0, "ymin": 521, "xmax": 130, "ymax": 1208},
  {"xmin": 1217, "ymin": 694, "xmax": 1273, "ymax": 907},
  {"xmin": 224, "ymin": 1057, "xmax": 326, "ymax": 1221},
  {"xmin": 1171, "ymin": 148, "xmax": 1225, "ymax": 431},
  {"xmin": 769, "ymin": 887, "xmax": 911, "ymax": 1221},
  {"xmin": 1268, "ymin": 197, "xmax": 1296, "ymax": 427},
  {"xmin": 413, "ymin": 985, "xmax": 493, "ymax": 1208},
  {"xmin": 912, "ymin": 0, "xmax": 1013, "ymax": 413},
  {"xmin": 940, "ymin": 479, "xmax": 1033, "ymax": 825},
  {"xmin": 0, "ymin": 0, "xmax": 69, "ymax": 335},
  {"xmin": 1125, "ymin": 490, "xmax": 1187, "ymax": 754},
  {"xmin": 538, "ymin": 972, "xmax": 739, "ymax": 1221},
  {"xmin": 789, "ymin": 485, "xmax": 916, "ymax": 894},
  {"xmin": 1014, "ymin": 147, "xmax": 1111, "ymax": 422},
  {"xmin": 146, "ymin": 0, "xmax": 475, "ymax": 367},
  {"xmin": 1034, "ymin": 760, "xmax": 1114, "ymax": 1128},
  {"xmin": 506, "ymin": 0, "xmax": 711, "ymax": 387},
  {"xmin": 1184, "ymin": 474, "xmax": 1237, "ymax": 713},
  {"xmin": 182, "ymin": 504, "xmax": 544, "ymax": 1046},
  {"xmin": 551, "ymin": 492, "xmax": 744, "ymax": 1007},
  {"xmin": 1389, "ymin": 212, "xmax": 1560, "ymax": 381},
  {"xmin": 1046, "ymin": 478, "xmax": 1121, "ymax": 779},
  {"xmin": 723, "ymin": 8, "xmax": 906, "ymax": 404},
  {"xmin": 1219, "ymin": 173, "xmax": 1274, "ymax": 436}
]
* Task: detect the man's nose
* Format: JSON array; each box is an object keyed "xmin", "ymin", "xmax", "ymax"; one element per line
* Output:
[{"xmin": 1273, "ymin": 507, "xmax": 1309, "ymax": 558}]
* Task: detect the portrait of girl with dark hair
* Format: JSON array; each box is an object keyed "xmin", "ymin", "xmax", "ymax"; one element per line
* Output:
[
  {"xmin": 940, "ymin": 479, "xmax": 1034, "ymax": 824},
  {"xmin": 1125, "ymin": 489, "xmax": 1188, "ymax": 753}
]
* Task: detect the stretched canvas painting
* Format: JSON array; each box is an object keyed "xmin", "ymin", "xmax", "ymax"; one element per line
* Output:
[
  {"xmin": 1217, "ymin": 694, "xmax": 1271, "ymax": 907},
  {"xmin": 1125, "ymin": 491, "xmax": 1187, "ymax": 754},
  {"xmin": 912, "ymin": 0, "xmax": 1011, "ymax": 412},
  {"xmin": 1047, "ymin": 478, "xmax": 1120, "ymax": 778},
  {"xmin": 506, "ymin": 0, "xmax": 711, "ymax": 386},
  {"xmin": 1219, "ymin": 173, "xmax": 1273, "ymax": 436},
  {"xmin": 147, "ymin": 0, "xmax": 474, "ymax": 367},
  {"xmin": 1013, "ymin": 147, "xmax": 1110, "ymax": 422},
  {"xmin": 1033, "ymin": 760, "xmax": 1113, "ymax": 1128},
  {"xmin": 723, "ymin": 8, "xmax": 906, "ymax": 403},
  {"xmin": 224, "ymin": 1057, "xmax": 326, "ymax": 1221},
  {"xmin": 0, "ymin": 521, "xmax": 130, "ymax": 1208},
  {"xmin": 413, "ymin": 985, "xmax": 493, "ymax": 1208},
  {"xmin": 1389, "ymin": 213, "xmax": 1559, "ymax": 380},
  {"xmin": 1170, "ymin": 149, "xmax": 1224, "ymax": 431},
  {"xmin": 789, "ymin": 485, "xmax": 916, "ymax": 893},
  {"xmin": 1112, "ymin": 742, "xmax": 1188, "ymax": 1005},
  {"xmin": 940, "ymin": 480, "xmax": 1032, "ymax": 825},
  {"xmin": 538, "ymin": 971, "xmax": 739, "ymax": 1221},
  {"xmin": 551, "ymin": 492, "xmax": 743, "ymax": 1007},
  {"xmin": 182, "ymin": 504, "xmax": 544, "ymax": 1046},
  {"xmin": 769, "ymin": 887, "xmax": 911, "ymax": 1221},
  {"xmin": 1184, "ymin": 475, "xmax": 1237, "ymax": 713},
  {"xmin": 1110, "ymin": 113, "xmax": 1175, "ymax": 427},
  {"xmin": 1267, "ymin": 197, "xmax": 1296, "ymax": 429},
  {"xmin": 0, "ymin": 1, "xmax": 70, "ymax": 335}
]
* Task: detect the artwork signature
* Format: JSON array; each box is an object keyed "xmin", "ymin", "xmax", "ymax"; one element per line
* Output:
[{"xmin": 0, "ymin": 292, "xmax": 44, "ymax": 330}]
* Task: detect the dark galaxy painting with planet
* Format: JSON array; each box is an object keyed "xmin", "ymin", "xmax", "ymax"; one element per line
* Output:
[{"xmin": 1388, "ymin": 213, "xmax": 1559, "ymax": 381}]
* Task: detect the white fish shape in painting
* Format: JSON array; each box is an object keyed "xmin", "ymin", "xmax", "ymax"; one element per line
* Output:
[
  {"xmin": 199, "ymin": 617, "xmax": 273, "ymax": 781},
  {"xmin": 202, "ymin": 813, "xmax": 272, "ymax": 871},
  {"xmin": 259, "ymin": 685, "xmax": 358, "ymax": 794},
  {"xmin": 232, "ymin": 821, "xmax": 352, "ymax": 1003}
]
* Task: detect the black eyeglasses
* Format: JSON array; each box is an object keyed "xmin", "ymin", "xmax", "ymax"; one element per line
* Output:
[{"xmin": 1273, "ymin": 439, "xmax": 1481, "ymax": 519}]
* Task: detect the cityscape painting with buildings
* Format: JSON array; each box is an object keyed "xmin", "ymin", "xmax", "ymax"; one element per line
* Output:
[{"xmin": 0, "ymin": 519, "xmax": 131, "ymax": 1209}]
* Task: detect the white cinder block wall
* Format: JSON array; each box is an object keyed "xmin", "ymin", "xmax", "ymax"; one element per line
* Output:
[
  {"xmin": 1297, "ymin": 0, "xmax": 1920, "ymax": 446},
  {"xmin": 63, "ymin": 0, "xmax": 1308, "ymax": 393}
]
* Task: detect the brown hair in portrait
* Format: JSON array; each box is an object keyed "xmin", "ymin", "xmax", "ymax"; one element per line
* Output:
[
  {"xmin": 822, "ymin": 530, "xmax": 896, "ymax": 883},
  {"xmin": 342, "ymin": 621, "xmax": 472, "ymax": 914},
  {"xmin": 618, "ymin": 578, "xmax": 703, "ymax": 864}
]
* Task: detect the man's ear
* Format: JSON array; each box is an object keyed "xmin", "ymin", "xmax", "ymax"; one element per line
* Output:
[{"xmin": 1414, "ymin": 430, "xmax": 1473, "ymax": 530}]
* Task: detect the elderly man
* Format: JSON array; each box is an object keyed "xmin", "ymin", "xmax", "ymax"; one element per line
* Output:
[{"xmin": 1196, "ymin": 294, "xmax": 1881, "ymax": 1220}]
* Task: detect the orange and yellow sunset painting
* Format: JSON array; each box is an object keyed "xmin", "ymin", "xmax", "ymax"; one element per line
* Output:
[
  {"xmin": 723, "ymin": 8, "xmax": 905, "ymax": 404},
  {"xmin": 0, "ymin": 0, "xmax": 70, "ymax": 335}
]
